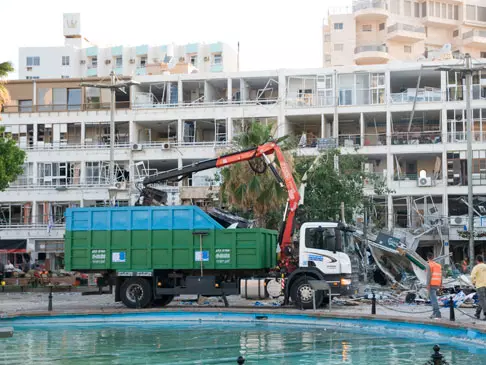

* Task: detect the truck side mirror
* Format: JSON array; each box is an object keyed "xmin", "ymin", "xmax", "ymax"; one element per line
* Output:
[{"xmin": 334, "ymin": 228, "xmax": 343, "ymax": 252}]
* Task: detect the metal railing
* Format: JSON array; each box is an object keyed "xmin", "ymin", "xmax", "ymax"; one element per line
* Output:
[
  {"xmin": 132, "ymin": 98, "xmax": 279, "ymax": 110},
  {"xmin": 391, "ymin": 131, "xmax": 442, "ymax": 145},
  {"xmin": 354, "ymin": 45, "xmax": 388, "ymax": 54},
  {"xmin": 447, "ymin": 131, "xmax": 485, "ymax": 143},
  {"xmin": 22, "ymin": 142, "xmax": 131, "ymax": 151},
  {"xmin": 387, "ymin": 23, "xmax": 425, "ymax": 34},
  {"xmin": 338, "ymin": 134, "xmax": 361, "ymax": 147},
  {"xmin": 363, "ymin": 133, "xmax": 386, "ymax": 146},
  {"xmin": 447, "ymin": 85, "xmax": 486, "ymax": 101},
  {"xmin": 2, "ymin": 102, "xmax": 130, "ymax": 113},
  {"xmin": 352, "ymin": 0, "xmax": 387, "ymax": 12},
  {"xmin": 463, "ymin": 29, "xmax": 486, "ymax": 39},
  {"xmin": 286, "ymin": 96, "xmax": 335, "ymax": 108},
  {"xmin": 7, "ymin": 178, "xmax": 114, "ymax": 190},
  {"xmin": 0, "ymin": 222, "xmax": 65, "ymax": 230},
  {"xmin": 390, "ymin": 88, "xmax": 442, "ymax": 103}
]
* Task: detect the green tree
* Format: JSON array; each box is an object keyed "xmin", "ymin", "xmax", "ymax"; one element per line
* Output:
[
  {"xmin": 295, "ymin": 148, "xmax": 390, "ymax": 224},
  {"xmin": 0, "ymin": 62, "xmax": 26, "ymax": 190},
  {"xmin": 220, "ymin": 122, "xmax": 296, "ymax": 228}
]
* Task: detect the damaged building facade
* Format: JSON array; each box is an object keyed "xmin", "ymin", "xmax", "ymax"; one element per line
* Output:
[{"xmin": 2, "ymin": 60, "xmax": 486, "ymax": 269}]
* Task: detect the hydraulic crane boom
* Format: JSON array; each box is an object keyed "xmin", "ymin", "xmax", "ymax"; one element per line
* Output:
[{"xmin": 139, "ymin": 141, "xmax": 300, "ymax": 259}]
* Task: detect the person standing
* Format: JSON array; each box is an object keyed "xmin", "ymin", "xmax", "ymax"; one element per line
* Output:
[
  {"xmin": 427, "ymin": 252, "xmax": 442, "ymax": 319},
  {"xmin": 471, "ymin": 255, "xmax": 486, "ymax": 320}
]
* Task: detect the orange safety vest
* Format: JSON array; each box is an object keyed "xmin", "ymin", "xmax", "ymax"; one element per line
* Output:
[{"xmin": 429, "ymin": 261, "xmax": 442, "ymax": 287}]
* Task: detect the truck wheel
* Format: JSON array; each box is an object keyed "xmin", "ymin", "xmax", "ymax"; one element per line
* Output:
[
  {"xmin": 290, "ymin": 277, "xmax": 323, "ymax": 310},
  {"xmin": 153, "ymin": 295, "xmax": 174, "ymax": 307},
  {"xmin": 120, "ymin": 277, "xmax": 152, "ymax": 309}
]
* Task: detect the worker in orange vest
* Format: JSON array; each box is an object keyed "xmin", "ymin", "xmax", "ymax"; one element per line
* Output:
[{"xmin": 427, "ymin": 252, "xmax": 442, "ymax": 319}]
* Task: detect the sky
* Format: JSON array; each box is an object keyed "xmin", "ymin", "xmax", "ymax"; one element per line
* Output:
[{"xmin": 0, "ymin": 0, "xmax": 352, "ymax": 79}]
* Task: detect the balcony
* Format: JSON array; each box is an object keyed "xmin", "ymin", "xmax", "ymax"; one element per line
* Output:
[
  {"xmin": 463, "ymin": 30, "xmax": 486, "ymax": 47},
  {"xmin": 87, "ymin": 68, "xmax": 97, "ymax": 77},
  {"xmin": 391, "ymin": 131, "xmax": 442, "ymax": 145},
  {"xmin": 210, "ymin": 64, "xmax": 223, "ymax": 72},
  {"xmin": 421, "ymin": 15, "xmax": 459, "ymax": 29},
  {"xmin": 354, "ymin": 45, "xmax": 389, "ymax": 65},
  {"xmin": 386, "ymin": 23, "xmax": 426, "ymax": 43},
  {"xmin": 390, "ymin": 87, "xmax": 442, "ymax": 103},
  {"xmin": 353, "ymin": 0, "xmax": 388, "ymax": 21}
]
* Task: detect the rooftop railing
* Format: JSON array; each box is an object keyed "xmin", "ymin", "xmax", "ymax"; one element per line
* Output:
[
  {"xmin": 463, "ymin": 30, "xmax": 486, "ymax": 39},
  {"xmin": 354, "ymin": 45, "xmax": 388, "ymax": 54},
  {"xmin": 387, "ymin": 23, "xmax": 425, "ymax": 34},
  {"xmin": 352, "ymin": 0, "xmax": 387, "ymax": 12}
]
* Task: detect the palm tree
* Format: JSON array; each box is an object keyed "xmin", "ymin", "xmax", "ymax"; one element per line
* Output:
[
  {"xmin": 0, "ymin": 62, "xmax": 14, "ymax": 113},
  {"xmin": 220, "ymin": 121, "xmax": 296, "ymax": 228}
]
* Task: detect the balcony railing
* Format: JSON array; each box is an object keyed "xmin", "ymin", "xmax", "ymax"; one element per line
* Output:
[
  {"xmin": 447, "ymin": 85, "xmax": 486, "ymax": 101},
  {"xmin": 387, "ymin": 23, "xmax": 425, "ymax": 34},
  {"xmin": 133, "ymin": 98, "xmax": 279, "ymax": 109},
  {"xmin": 2, "ymin": 102, "xmax": 130, "ymax": 113},
  {"xmin": 363, "ymin": 133, "xmax": 386, "ymax": 146},
  {"xmin": 338, "ymin": 134, "xmax": 361, "ymax": 147},
  {"xmin": 447, "ymin": 131, "xmax": 486, "ymax": 143},
  {"xmin": 352, "ymin": 0, "xmax": 387, "ymax": 12},
  {"xmin": 7, "ymin": 178, "xmax": 113, "ymax": 190},
  {"xmin": 463, "ymin": 30, "xmax": 486, "ymax": 39},
  {"xmin": 354, "ymin": 45, "xmax": 388, "ymax": 54},
  {"xmin": 390, "ymin": 88, "xmax": 442, "ymax": 103},
  {"xmin": 391, "ymin": 131, "xmax": 442, "ymax": 145}
]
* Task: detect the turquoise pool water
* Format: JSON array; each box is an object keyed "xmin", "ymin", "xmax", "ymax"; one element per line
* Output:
[{"xmin": 1, "ymin": 313, "xmax": 485, "ymax": 364}]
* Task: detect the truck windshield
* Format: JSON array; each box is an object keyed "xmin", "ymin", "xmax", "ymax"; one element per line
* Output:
[{"xmin": 305, "ymin": 227, "xmax": 343, "ymax": 252}]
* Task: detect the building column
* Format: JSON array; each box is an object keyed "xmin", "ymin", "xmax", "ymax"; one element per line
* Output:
[
  {"xmin": 386, "ymin": 110, "xmax": 392, "ymax": 146},
  {"xmin": 80, "ymin": 121, "xmax": 86, "ymax": 145},
  {"xmin": 178, "ymin": 79, "xmax": 183, "ymax": 105},
  {"xmin": 33, "ymin": 123, "xmax": 38, "ymax": 148},
  {"xmin": 129, "ymin": 120, "xmax": 137, "ymax": 144},
  {"xmin": 360, "ymin": 112, "xmax": 364, "ymax": 147},
  {"xmin": 32, "ymin": 161, "xmax": 38, "ymax": 187},
  {"xmin": 177, "ymin": 119, "xmax": 183, "ymax": 144},
  {"xmin": 32, "ymin": 80, "xmax": 37, "ymax": 106},
  {"xmin": 277, "ymin": 72, "xmax": 287, "ymax": 138},
  {"xmin": 227, "ymin": 78, "xmax": 232, "ymax": 103},
  {"xmin": 320, "ymin": 114, "xmax": 325, "ymax": 138},
  {"xmin": 386, "ymin": 153, "xmax": 394, "ymax": 230},
  {"xmin": 166, "ymin": 82, "xmax": 171, "ymax": 104},
  {"xmin": 31, "ymin": 200, "xmax": 38, "ymax": 225},
  {"xmin": 80, "ymin": 160, "xmax": 86, "ymax": 185},
  {"xmin": 227, "ymin": 117, "xmax": 233, "ymax": 142},
  {"xmin": 178, "ymin": 157, "xmax": 183, "ymax": 187}
]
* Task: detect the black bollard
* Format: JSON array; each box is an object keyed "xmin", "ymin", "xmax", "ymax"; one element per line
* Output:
[
  {"xmin": 237, "ymin": 356, "xmax": 245, "ymax": 364},
  {"xmin": 371, "ymin": 292, "xmax": 376, "ymax": 315},
  {"xmin": 430, "ymin": 344, "xmax": 445, "ymax": 365},
  {"xmin": 48, "ymin": 286, "xmax": 53, "ymax": 312},
  {"xmin": 449, "ymin": 295, "xmax": 455, "ymax": 322}
]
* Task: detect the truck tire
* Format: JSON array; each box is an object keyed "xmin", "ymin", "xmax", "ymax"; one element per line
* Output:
[
  {"xmin": 120, "ymin": 277, "xmax": 152, "ymax": 309},
  {"xmin": 153, "ymin": 295, "xmax": 174, "ymax": 307},
  {"xmin": 290, "ymin": 276, "xmax": 323, "ymax": 310}
]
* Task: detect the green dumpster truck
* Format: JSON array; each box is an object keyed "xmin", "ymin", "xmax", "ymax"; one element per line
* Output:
[{"xmin": 65, "ymin": 205, "xmax": 355, "ymax": 309}]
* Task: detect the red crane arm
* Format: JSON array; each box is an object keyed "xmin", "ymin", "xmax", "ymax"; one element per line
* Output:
[{"xmin": 215, "ymin": 141, "xmax": 300, "ymax": 258}]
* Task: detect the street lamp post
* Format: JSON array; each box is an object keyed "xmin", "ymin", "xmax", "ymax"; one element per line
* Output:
[
  {"xmin": 80, "ymin": 72, "xmax": 140, "ymax": 186},
  {"xmin": 430, "ymin": 54, "xmax": 486, "ymax": 263}
]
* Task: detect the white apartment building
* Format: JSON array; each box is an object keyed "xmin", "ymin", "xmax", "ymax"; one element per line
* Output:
[
  {"xmin": 2, "ymin": 61, "xmax": 486, "ymax": 269},
  {"xmin": 323, "ymin": 0, "xmax": 486, "ymax": 67},
  {"xmin": 19, "ymin": 13, "xmax": 237, "ymax": 80}
]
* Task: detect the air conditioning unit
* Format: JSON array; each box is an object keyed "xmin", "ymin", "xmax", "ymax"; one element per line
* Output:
[
  {"xmin": 152, "ymin": 58, "xmax": 160, "ymax": 63},
  {"xmin": 80, "ymin": 60, "xmax": 86, "ymax": 65},
  {"xmin": 132, "ymin": 143, "xmax": 143, "ymax": 151},
  {"xmin": 417, "ymin": 177, "xmax": 432, "ymax": 187},
  {"xmin": 162, "ymin": 142, "xmax": 171, "ymax": 150},
  {"xmin": 111, "ymin": 181, "xmax": 127, "ymax": 190},
  {"xmin": 26, "ymin": 67, "xmax": 32, "ymax": 71},
  {"xmin": 364, "ymin": 163, "xmax": 374, "ymax": 174},
  {"xmin": 129, "ymin": 59, "xmax": 135, "ymax": 64},
  {"xmin": 204, "ymin": 56, "xmax": 210, "ymax": 62},
  {"xmin": 449, "ymin": 216, "xmax": 465, "ymax": 226},
  {"xmin": 105, "ymin": 59, "xmax": 111, "ymax": 65},
  {"xmin": 179, "ymin": 56, "xmax": 185, "ymax": 62}
]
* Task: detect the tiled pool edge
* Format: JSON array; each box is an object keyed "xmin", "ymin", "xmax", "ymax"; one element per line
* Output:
[{"xmin": 2, "ymin": 308, "xmax": 485, "ymax": 347}]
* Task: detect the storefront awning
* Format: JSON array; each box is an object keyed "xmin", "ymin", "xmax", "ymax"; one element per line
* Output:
[{"xmin": 0, "ymin": 239, "xmax": 27, "ymax": 253}]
